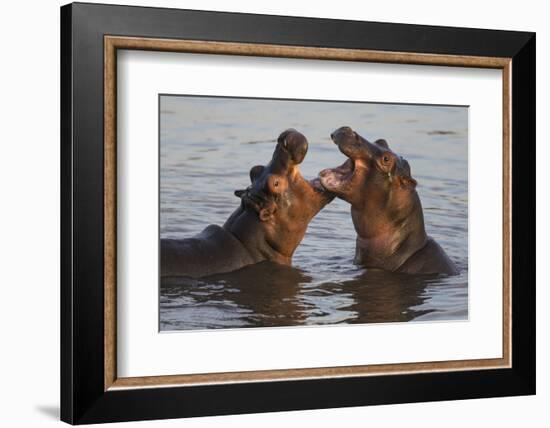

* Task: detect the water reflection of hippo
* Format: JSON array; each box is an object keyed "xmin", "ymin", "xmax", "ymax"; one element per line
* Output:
[
  {"xmin": 319, "ymin": 126, "xmax": 458, "ymax": 275},
  {"xmin": 160, "ymin": 263, "xmax": 441, "ymax": 330},
  {"xmin": 161, "ymin": 262, "xmax": 312, "ymax": 328},
  {"xmin": 161, "ymin": 129, "xmax": 334, "ymax": 278}
]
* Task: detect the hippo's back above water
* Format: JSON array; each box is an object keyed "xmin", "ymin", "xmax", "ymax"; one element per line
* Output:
[{"xmin": 161, "ymin": 225, "xmax": 256, "ymax": 278}]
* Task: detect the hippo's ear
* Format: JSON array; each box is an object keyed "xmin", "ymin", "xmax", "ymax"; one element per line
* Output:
[
  {"xmin": 399, "ymin": 175, "xmax": 417, "ymax": 189},
  {"xmin": 259, "ymin": 205, "xmax": 277, "ymax": 222},
  {"xmin": 375, "ymin": 139, "xmax": 389, "ymax": 149},
  {"xmin": 250, "ymin": 165, "xmax": 265, "ymax": 182},
  {"xmin": 234, "ymin": 189, "xmax": 246, "ymax": 198}
]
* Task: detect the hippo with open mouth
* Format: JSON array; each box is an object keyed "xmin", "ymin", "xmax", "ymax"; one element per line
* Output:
[
  {"xmin": 319, "ymin": 126, "xmax": 458, "ymax": 275},
  {"xmin": 161, "ymin": 129, "xmax": 334, "ymax": 278}
]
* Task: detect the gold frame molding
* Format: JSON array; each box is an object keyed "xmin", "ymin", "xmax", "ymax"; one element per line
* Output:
[{"xmin": 104, "ymin": 35, "xmax": 512, "ymax": 391}]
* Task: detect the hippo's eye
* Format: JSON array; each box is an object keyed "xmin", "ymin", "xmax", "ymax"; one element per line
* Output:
[
  {"xmin": 267, "ymin": 174, "xmax": 287, "ymax": 194},
  {"xmin": 382, "ymin": 155, "xmax": 391, "ymax": 163}
]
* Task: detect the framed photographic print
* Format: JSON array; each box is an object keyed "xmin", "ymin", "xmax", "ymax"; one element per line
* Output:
[{"xmin": 60, "ymin": 2, "xmax": 535, "ymax": 424}]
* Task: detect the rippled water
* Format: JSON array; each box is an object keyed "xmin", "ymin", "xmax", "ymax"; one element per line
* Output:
[{"xmin": 160, "ymin": 95, "xmax": 468, "ymax": 331}]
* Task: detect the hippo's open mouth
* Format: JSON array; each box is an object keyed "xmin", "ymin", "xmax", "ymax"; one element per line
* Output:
[
  {"xmin": 309, "ymin": 177, "xmax": 328, "ymax": 193},
  {"xmin": 318, "ymin": 158, "xmax": 355, "ymax": 192}
]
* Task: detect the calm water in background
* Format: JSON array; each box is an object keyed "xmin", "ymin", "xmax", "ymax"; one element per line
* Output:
[{"xmin": 160, "ymin": 96, "xmax": 468, "ymax": 331}]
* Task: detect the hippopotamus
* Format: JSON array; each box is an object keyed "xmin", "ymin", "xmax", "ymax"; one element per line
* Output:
[
  {"xmin": 161, "ymin": 129, "xmax": 334, "ymax": 278},
  {"xmin": 319, "ymin": 126, "xmax": 458, "ymax": 275}
]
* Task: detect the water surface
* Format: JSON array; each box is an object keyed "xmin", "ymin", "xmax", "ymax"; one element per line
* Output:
[{"xmin": 160, "ymin": 95, "xmax": 468, "ymax": 331}]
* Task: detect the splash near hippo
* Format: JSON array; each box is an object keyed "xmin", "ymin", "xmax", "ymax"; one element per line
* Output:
[
  {"xmin": 319, "ymin": 126, "xmax": 458, "ymax": 275},
  {"xmin": 161, "ymin": 129, "xmax": 334, "ymax": 278}
]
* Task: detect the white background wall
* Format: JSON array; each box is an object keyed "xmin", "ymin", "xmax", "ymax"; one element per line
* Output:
[{"xmin": 0, "ymin": 0, "xmax": 546, "ymax": 426}]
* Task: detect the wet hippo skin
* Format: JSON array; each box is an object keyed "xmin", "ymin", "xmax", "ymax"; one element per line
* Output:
[
  {"xmin": 161, "ymin": 129, "xmax": 334, "ymax": 278},
  {"xmin": 319, "ymin": 126, "xmax": 458, "ymax": 275}
]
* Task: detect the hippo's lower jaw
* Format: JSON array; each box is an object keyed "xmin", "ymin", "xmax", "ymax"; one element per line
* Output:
[
  {"xmin": 318, "ymin": 158, "xmax": 355, "ymax": 193},
  {"xmin": 309, "ymin": 177, "xmax": 330, "ymax": 194}
]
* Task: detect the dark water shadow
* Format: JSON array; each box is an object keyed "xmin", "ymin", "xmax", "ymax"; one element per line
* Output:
[
  {"xmin": 162, "ymin": 262, "xmax": 313, "ymax": 328},
  {"xmin": 332, "ymin": 269, "xmax": 439, "ymax": 324},
  {"xmin": 161, "ymin": 262, "xmax": 446, "ymax": 330}
]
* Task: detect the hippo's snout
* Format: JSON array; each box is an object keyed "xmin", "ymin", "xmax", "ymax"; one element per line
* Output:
[
  {"xmin": 277, "ymin": 129, "xmax": 308, "ymax": 165},
  {"xmin": 331, "ymin": 126, "xmax": 357, "ymax": 145}
]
